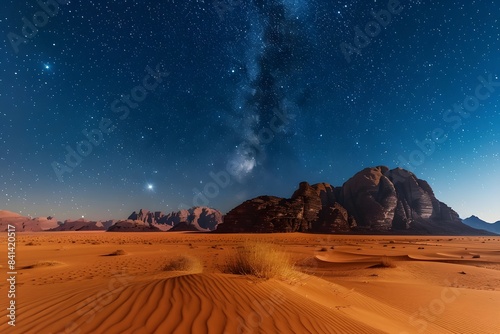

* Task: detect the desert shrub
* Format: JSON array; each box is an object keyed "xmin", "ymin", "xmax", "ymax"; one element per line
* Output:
[
  {"xmin": 25, "ymin": 241, "xmax": 40, "ymax": 246},
  {"xmin": 472, "ymin": 254, "xmax": 480, "ymax": 259},
  {"xmin": 318, "ymin": 247, "xmax": 328, "ymax": 252},
  {"xmin": 22, "ymin": 261, "xmax": 64, "ymax": 269},
  {"xmin": 163, "ymin": 255, "xmax": 203, "ymax": 273},
  {"xmin": 223, "ymin": 242, "xmax": 295, "ymax": 280},
  {"xmin": 376, "ymin": 256, "xmax": 396, "ymax": 268},
  {"xmin": 106, "ymin": 249, "xmax": 127, "ymax": 256}
]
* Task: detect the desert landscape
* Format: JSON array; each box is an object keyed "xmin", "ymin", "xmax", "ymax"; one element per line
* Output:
[
  {"xmin": 3, "ymin": 0, "xmax": 500, "ymax": 333},
  {"xmin": 0, "ymin": 231, "xmax": 499, "ymax": 334}
]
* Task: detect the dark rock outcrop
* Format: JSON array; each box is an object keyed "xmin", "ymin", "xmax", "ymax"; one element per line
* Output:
[
  {"xmin": 218, "ymin": 166, "xmax": 490, "ymax": 235},
  {"xmin": 107, "ymin": 220, "xmax": 162, "ymax": 232},
  {"xmin": 50, "ymin": 219, "xmax": 106, "ymax": 231},
  {"xmin": 128, "ymin": 209, "xmax": 157, "ymax": 225},
  {"xmin": 384, "ymin": 168, "xmax": 462, "ymax": 230},
  {"xmin": 339, "ymin": 166, "xmax": 397, "ymax": 230},
  {"xmin": 219, "ymin": 183, "xmax": 354, "ymax": 233},
  {"xmin": 168, "ymin": 221, "xmax": 200, "ymax": 232}
]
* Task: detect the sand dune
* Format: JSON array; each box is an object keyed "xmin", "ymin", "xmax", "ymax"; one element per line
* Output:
[{"xmin": 0, "ymin": 233, "xmax": 499, "ymax": 333}]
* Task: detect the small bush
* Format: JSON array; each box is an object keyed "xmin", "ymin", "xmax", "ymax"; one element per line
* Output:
[
  {"xmin": 472, "ymin": 254, "xmax": 480, "ymax": 259},
  {"xmin": 163, "ymin": 255, "xmax": 203, "ymax": 273},
  {"xmin": 318, "ymin": 247, "xmax": 328, "ymax": 252},
  {"xmin": 378, "ymin": 256, "xmax": 396, "ymax": 268},
  {"xmin": 22, "ymin": 261, "xmax": 64, "ymax": 269},
  {"xmin": 223, "ymin": 242, "xmax": 295, "ymax": 280},
  {"xmin": 25, "ymin": 241, "xmax": 40, "ymax": 246},
  {"xmin": 106, "ymin": 249, "xmax": 127, "ymax": 256}
]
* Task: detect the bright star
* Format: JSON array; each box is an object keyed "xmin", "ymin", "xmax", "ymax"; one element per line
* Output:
[
  {"xmin": 147, "ymin": 184, "xmax": 154, "ymax": 190},
  {"xmin": 44, "ymin": 64, "xmax": 50, "ymax": 70}
]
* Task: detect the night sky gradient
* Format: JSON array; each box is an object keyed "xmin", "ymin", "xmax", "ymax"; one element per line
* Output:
[{"xmin": 1, "ymin": 0, "xmax": 499, "ymax": 221}]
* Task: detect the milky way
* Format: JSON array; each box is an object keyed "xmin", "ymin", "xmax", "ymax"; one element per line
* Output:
[
  {"xmin": 1, "ymin": 0, "xmax": 499, "ymax": 221},
  {"xmin": 229, "ymin": 0, "xmax": 312, "ymax": 180}
]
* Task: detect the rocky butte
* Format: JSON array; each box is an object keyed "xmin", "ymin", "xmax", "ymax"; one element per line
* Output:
[
  {"xmin": 107, "ymin": 207, "xmax": 223, "ymax": 232},
  {"xmin": 217, "ymin": 166, "xmax": 492, "ymax": 235}
]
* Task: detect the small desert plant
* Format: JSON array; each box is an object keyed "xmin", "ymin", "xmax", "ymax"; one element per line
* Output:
[
  {"xmin": 163, "ymin": 255, "xmax": 203, "ymax": 273},
  {"xmin": 376, "ymin": 256, "xmax": 396, "ymax": 268},
  {"xmin": 106, "ymin": 249, "xmax": 127, "ymax": 256},
  {"xmin": 472, "ymin": 254, "xmax": 480, "ymax": 259},
  {"xmin": 25, "ymin": 241, "xmax": 40, "ymax": 246},
  {"xmin": 223, "ymin": 242, "xmax": 295, "ymax": 280},
  {"xmin": 318, "ymin": 247, "xmax": 328, "ymax": 252},
  {"xmin": 22, "ymin": 261, "xmax": 64, "ymax": 269}
]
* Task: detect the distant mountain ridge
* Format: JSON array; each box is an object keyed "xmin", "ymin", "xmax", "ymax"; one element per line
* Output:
[
  {"xmin": 461, "ymin": 216, "xmax": 500, "ymax": 234},
  {"xmin": 0, "ymin": 210, "xmax": 58, "ymax": 231},
  {"xmin": 107, "ymin": 207, "xmax": 223, "ymax": 232}
]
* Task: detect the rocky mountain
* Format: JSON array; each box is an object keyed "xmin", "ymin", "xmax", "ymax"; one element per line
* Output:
[
  {"xmin": 107, "ymin": 220, "xmax": 162, "ymax": 232},
  {"xmin": 0, "ymin": 210, "xmax": 58, "ymax": 231},
  {"xmin": 50, "ymin": 219, "xmax": 106, "ymax": 231},
  {"xmin": 218, "ymin": 166, "xmax": 491, "ymax": 235},
  {"xmin": 123, "ymin": 207, "xmax": 222, "ymax": 232},
  {"xmin": 462, "ymin": 216, "xmax": 500, "ymax": 234}
]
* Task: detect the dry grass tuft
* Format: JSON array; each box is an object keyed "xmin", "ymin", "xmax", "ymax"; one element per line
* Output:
[
  {"xmin": 22, "ymin": 261, "xmax": 65, "ymax": 269},
  {"xmin": 105, "ymin": 249, "xmax": 127, "ymax": 256},
  {"xmin": 223, "ymin": 242, "xmax": 296, "ymax": 280},
  {"xmin": 25, "ymin": 241, "xmax": 41, "ymax": 246},
  {"xmin": 163, "ymin": 255, "xmax": 203, "ymax": 273},
  {"xmin": 372, "ymin": 256, "xmax": 396, "ymax": 268}
]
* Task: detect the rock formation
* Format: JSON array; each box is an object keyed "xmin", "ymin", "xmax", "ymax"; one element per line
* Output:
[
  {"xmin": 339, "ymin": 166, "xmax": 397, "ymax": 230},
  {"xmin": 0, "ymin": 210, "xmax": 58, "ymax": 232},
  {"xmin": 218, "ymin": 166, "xmax": 487, "ymax": 235},
  {"xmin": 123, "ymin": 207, "xmax": 223, "ymax": 232},
  {"xmin": 107, "ymin": 220, "xmax": 162, "ymax": 232},
  {"xmin": 50, "ymin": 219, "xmax": 106, "ymax": 231},
  {"xmin": 219, "ymin": 182, "xmax": 355, "ymax": 233}
]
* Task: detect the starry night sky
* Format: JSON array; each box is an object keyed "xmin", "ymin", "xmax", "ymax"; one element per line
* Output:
[{"xmin": 1, "ymin": 0, "xmax": 499, "ymax": 222}]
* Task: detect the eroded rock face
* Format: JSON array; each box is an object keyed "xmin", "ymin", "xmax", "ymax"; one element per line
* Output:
[
  {"xmin": 384, "ymin": 168, "xmax": 462, "ymax": 229},
  {"xmin": 219, "ymin": 196, "xmax": 308, "ymax": 233},
  {"xmin": 339, "ymin": 166, "xmax": 397, "ymax": 230},
  {"xmin": 126, "ymin": 207, "xmax": 223, "ymax": 231},
  {"xmin": 219, "ymin": 183, "xmax": 354, "ymax": 233},
  {"xmin": 128, "ymin": 209, "xmax": 157, "ymax": 225},
  {"xmin": 219, "ymin": 166, "xmax": 469, "ymax": 234}
]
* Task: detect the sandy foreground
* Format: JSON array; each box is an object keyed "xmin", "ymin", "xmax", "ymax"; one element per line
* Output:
[{"xmin": 0, "ymin": 232, "xmax": 499, "ymax": 334}]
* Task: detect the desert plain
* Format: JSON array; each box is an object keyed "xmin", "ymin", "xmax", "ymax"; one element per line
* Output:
[{"xmin": 0, "ymin": 232, "xmax": 499, "ymax": 334}]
